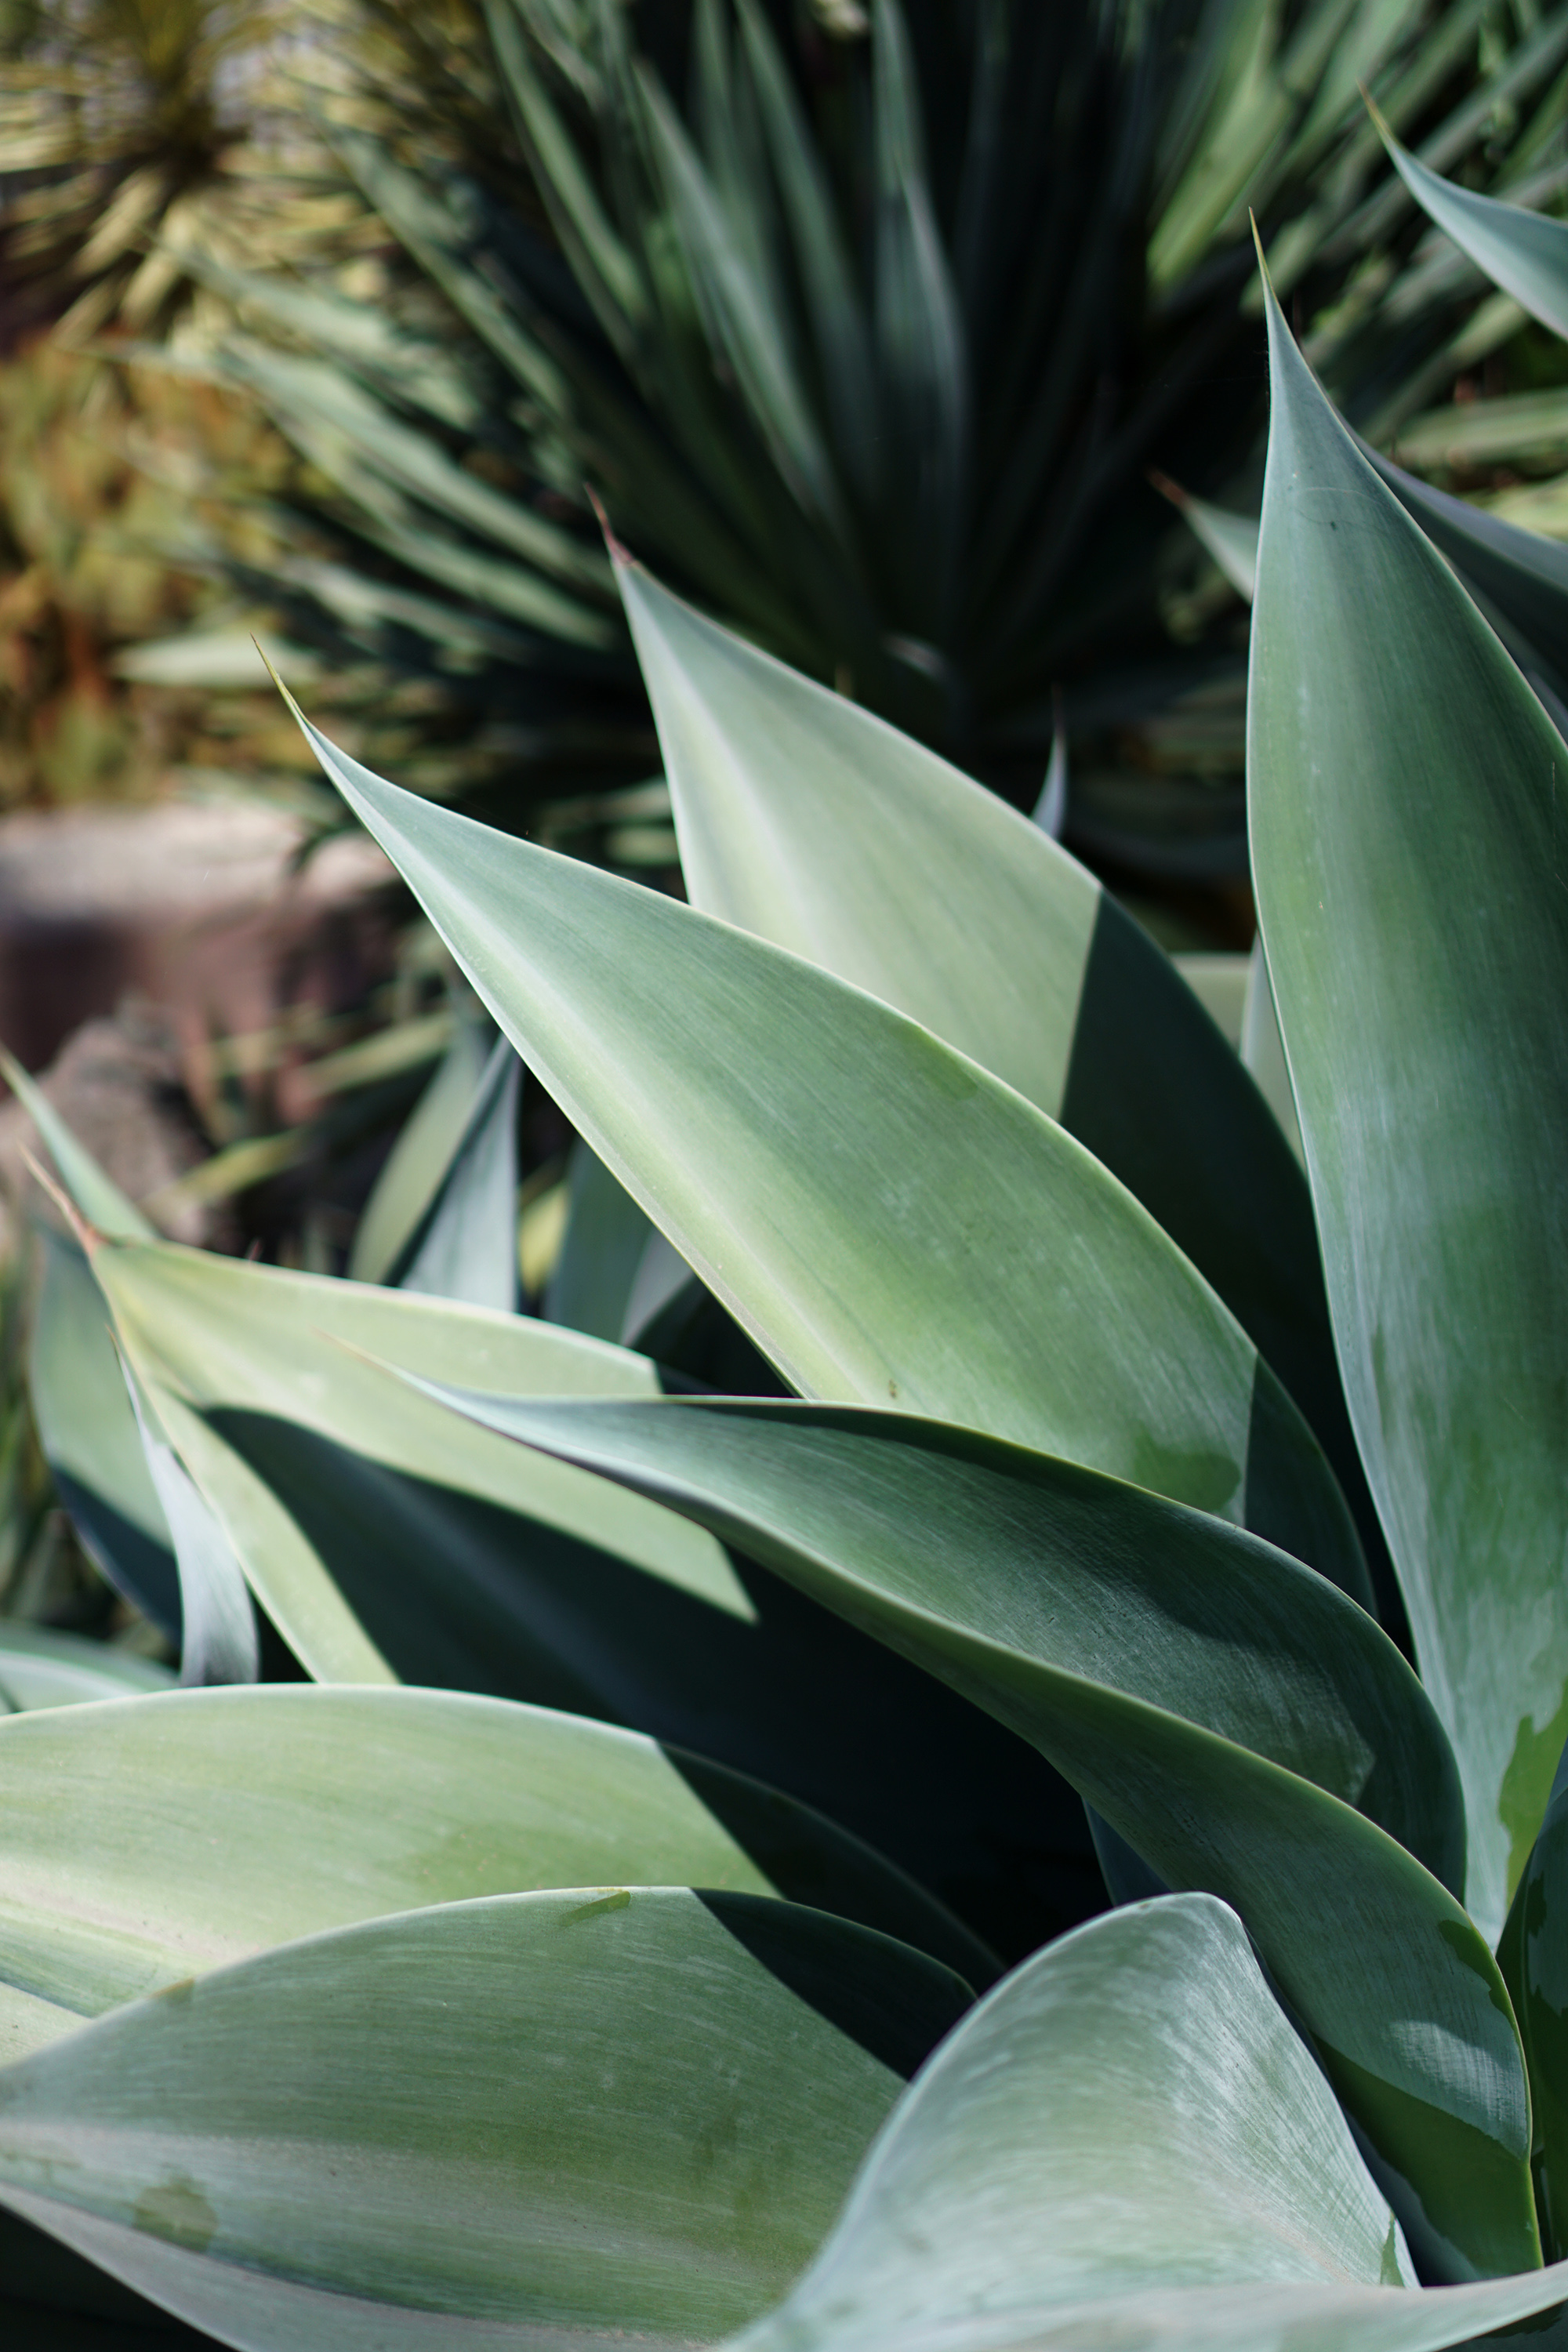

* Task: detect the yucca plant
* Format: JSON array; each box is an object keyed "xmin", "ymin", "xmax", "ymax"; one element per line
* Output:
[
  {"xmin": 131, "ymin": 0, "xmax": 1568, "ymax": 873},
  {"xmin": 13, "ymin": 112, "xmax": 1568, "ymax": 2352}
]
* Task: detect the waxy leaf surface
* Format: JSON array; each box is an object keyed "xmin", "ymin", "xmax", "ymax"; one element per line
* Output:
[
  {"xmin": 0, "ymin": 1889, "xmax": 970, "ymax": 2350},
  {"xmin": 417, "ymin": 1383, "xmax": 1530, "ymax": 2282},
  {"xmin": 1249, "ymin": 278, "xmax": 1568, "ymax": 1945},
  {"xmin": 0, "ymin": 1682, "xmax": 986, "ymax": 2062},
  {"xmin": 280, "ymin": 687, "xmax": 1370, "ymax": 1606}
]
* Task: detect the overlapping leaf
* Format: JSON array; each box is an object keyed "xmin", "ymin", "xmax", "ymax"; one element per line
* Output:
[
  {"xmin": 0, "ymin": 1889, "xmax": 970, "ymax": 2350},
  {"xmin": 275, "ymin": 680, "xmax": 1370, "ymax": 1608},
  {"xmin": 401, "ymin": 1381, "xmax": 1529, "ymax": 2281},
  {"xmin": 29, "ymin": 1232, "xmax": 179, "ymax": 1638},
  {"xmin": 1501, "ymin": 1738, "xmax": 1568, "ymax": 2260},
  {"xmin": 1248, "ymin": 274, "xmax": 1568, "ymax": 1946},
  {"xmin": 1374, "ymin": 111, "xmax": 1568, "ymax": 342},
  {"xmin": 18, "ymin": 1090, "xmax": 1098, "ymax": 1962},
  {"xmin": 723, "ymin": 1893, "xmax": 1568, "ymax": 2352},
  {"xmin": 615, "ymin": 555, "xmax": 1389, "ymax": 1605},
  {"xmin": 0, "ymin": 1682, "xmax": 988, "ymax": 2063}
]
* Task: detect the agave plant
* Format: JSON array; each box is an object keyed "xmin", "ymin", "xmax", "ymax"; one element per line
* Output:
[
  {"xmin": 11, "ymin": 117, "xmax": 1568, "ymax": 2352},
  {"xmin": 128, "ymin": 0, "xmax": 1568, "ymax": 877}
]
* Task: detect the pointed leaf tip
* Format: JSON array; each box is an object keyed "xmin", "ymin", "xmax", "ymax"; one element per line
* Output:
[{"xmin": 586, "ymin": 485, "xmax": 632, "ymax": 566}]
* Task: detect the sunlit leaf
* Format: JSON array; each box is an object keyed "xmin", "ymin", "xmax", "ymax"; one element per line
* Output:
[
  {"xmin": 275, "ymin": 681, "xmax": 1371, "ymax": 1607},
  {"xmin": 0, "ymin": 1888, "xmax": 970, "ymax": 2350},
  {"xmin": 1249, "ymin": 269, "xmax": 1568, "ymax": 1948},
  {"xmin": 401, "ymin": 1383, "xmax": 1530, "ymax": 2282}
]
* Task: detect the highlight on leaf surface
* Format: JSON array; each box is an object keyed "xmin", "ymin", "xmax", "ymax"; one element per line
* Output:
[
  {"xmin": 0, "ymin": 1887, "xmax": 971, "ymax": 2351},
  {"xmin": 390, "ymin": 1377, "xmax": 1534, "ymax": 2284},
  {"xmin": 1248, "ymin": 252, "xmax": 1568, "ymax": 1953},
  {"xmin": 270, "ymin": 666, "xmax": 1371, "ymax": 1613}
]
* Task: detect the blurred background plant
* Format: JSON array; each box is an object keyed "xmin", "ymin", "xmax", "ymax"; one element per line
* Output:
[
  {"xmin": 5, "ymin": 0, "xmax": 1568, "ymax": 1644},
  {"xmin": 111, "ymin": 0, "xmax": 1568, "ymax": 917}
]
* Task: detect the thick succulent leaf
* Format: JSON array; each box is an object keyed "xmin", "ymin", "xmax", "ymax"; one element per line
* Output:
[
  {"xmin": 0, "ymin": 1627, "xmax": 171, "ymax": 1719},
  {"xmin": 615, "ymin": 558, "xmax": 1389, "ymax": 1619},
  {"xmin": 405, "ymin": 1384, "xmax": 1532, "ymax": 2281},
  {"xmin": 1375, "ymin": 114, "xmax": 1568, "ymax": 343},
  {"xmin": 87, "ymin": 1232, "xmax": 752, "ymax": 1685},
  {"xmin": 276, "ymin": 684, "xmax": 1371, "ymax": 1607},
  {"xmin": 727, "ymin": 1892, "xmax": 1423, "ymax": 2352},
  {"xmin": 726, "ymin": 1907, "xmax": 1568, "ymax": 2352},
  {"xmin": 1249, "ymin": 277, "xmax": 1568, "ymax": 1947},
  {"xmin": 1362, "ymin": 441, "xmax": 1568, "ymax": 698},
  {"xmin": 544, "ymin": 1137, "xmax": 655, "ymax": 1341},
  {"xmin": 118, "ymin": 1369, "xmax": 258, "ymax": 1689},
  {"xmin": 0, "ymin": 1888, "xmax": 971, "ymax": 2350},
  {"xmin": 410, "ymin": 1388, "xmax": 1458, "ymax": 1883},
  {"xmin": 347, "ymin": 1016, "xmax": 495, "ymax": 1286},
  {"xmin": 392, "ymin": 1036, "xmax": 521, "ymax": 1312},
  {"xmin": 29, "ymin": 1232, "xmax": 179, "ymax": 1636},
  {"xmin": 85, "ymin": 1229, "xmax": 1098, "ymax": 1966},
  {"xmin": 1242, "ymin": 938, "xmax": 1305, "ymax": 1163},
  {"xmin": 1500, "ymin": 1738, "xmax": 1568, "ymax": 2259},
  {"xmin": 0, "ymin": 1682, "xmax": 989, "ymax": 2062},
  {"xmin": 1157, "ymin": 477, "xmax": 1259, "ymax": 599}
]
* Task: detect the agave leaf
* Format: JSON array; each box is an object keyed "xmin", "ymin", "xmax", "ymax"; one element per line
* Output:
[
  {"xmin": 347, "ymin": 1018, "xmax": 494, "ymax": 1287},
  {"xmin": 88, "ymin": 1231, "xmax": 753, "ymax": 1684},
  {"xmin": 403, "ymin": 1388, "xmax": 1460, "ymax": 1882},
  {"xmin": 720, "ymin": 1900, "xmax": 1568, "ymax": 2352},
  {"xmin": 544, "ymin": 1137, "xmax": 654, "ymax": 1341},
  {"xmin": 1500, "ymin": 1738, "xmax": 1568, "ymax": 2260},
  {"xmin": 0, "ymin": 1888, "xmax": 971, "ymax": 2350},
  {"xmin": 0, "ymin": 1682, "xmax": 989, "ymax": 2062},
  {"xmin": 0, "ymin": 1627, "xmax": 171, "ymax": 1719},
  {"xmin": 391, "ymin": 1036, "xmax": 521, "ymax": 1312},
  {"xmin": 1249, "ymin": 274, "xmax": 1568, "ymax": 1946},
  {"xmin": 727, "ymin": 1891, "xmax": 1428, "ymax": 2352},
  {"xmin": 275, "ymin": 685, "xmax": 1371, "ymax": 1607},
  {"xmin": 116, "ymin": 1367, "xmax": 256, "ymax": 1690},
  {"xmin": 89, "ymin": 1227, "xmax": 1099, "ymax": 1962},
  {"xmin": 1241, "ymin": 938, "xmax": 1304, "ymax": 1164},
  {"xmin": 1362, "ymin": 440, "xmax": 1568, "ymax": 699},
  {"xmin": 1156, "ymin": 476, "xmax": 1259, "ymax": 599},
  {"xmin": 29, "ymin": 1232, "xmax": 179, "ymax": 1636},
  {"xmin": 612, "ymin": 561, "xmax": 1386, "ymax": 1602},
  {"xmin": 1374, "ymin": 111, "xmax": 1568, "ymax": 343},
  {"xmin": 408, "ymin": 1384, "xmax": 1530, "ymax": 2282}
]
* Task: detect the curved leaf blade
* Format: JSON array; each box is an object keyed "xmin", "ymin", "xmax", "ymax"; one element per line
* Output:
[
  {"xmin": 614, "ymin": 557, "xmax": 1390, "ymax": 1619},
  {"xmin": 0, "ymin": 1628, "xmax": 171, "ymax": 1720},
  {"xmin": 1501, "ymin": 1739, "xmax": 1568, "ymax": 2259},
  {"xmin": 414, "ymin": 1385, "xmax": 1531, "ymax": 2282},
  {"xmin": 274, "ymin": 684, "xmax": 1370, "ymax": 1606},
  {"xmin": 86, "ymin": 1231, "xmax": 753, "ymax": 1687},
  {"xmin": 347, "ymin": 1016, "xmax": 494, "ymax": 1287},
  {"xmin": 0, "ymin": 1889, "xmax": 971, "ymax": 2349},
  {"xmin": 0, "ymin": 1682, "xmax": 989, "ymax": 2059},
  {"xmin": 1248, "ymin": 276, "xmax": 1568, "ymax": 1946},
  {"xmin": 728, "ymin": 1893, "xmax": 1417, "ymax": 2352},
  {"xmin": 29, "ymin": 1232, "xmax": 180, "ymax": 1637},
  {"xmin": 1375, "ymin": 114, "xmax": 1568, "ymax": 343},
  {"xmin": 82, "ymin": 1229, "xmax": 1097, "ymax": 1967}
]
